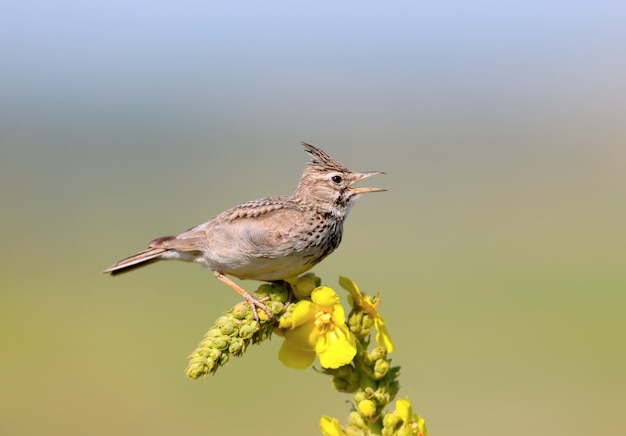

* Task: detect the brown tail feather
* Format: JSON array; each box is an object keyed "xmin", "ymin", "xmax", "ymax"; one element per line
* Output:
[{"xmin": 103, "ymin": 247, "xmax": 167, "ymax": 276}]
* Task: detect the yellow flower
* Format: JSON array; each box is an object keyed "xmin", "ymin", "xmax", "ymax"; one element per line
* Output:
[
  {"xmin": 319, "ymin": 416, "xmax": 346, "ymax": 436},
  {"xmin": 278, "ymin": 286, "xmax": 357, "ymax": 369},
  {"xmin": 339, "ymin": 277, "xmax": 394, "ymax": 353},
  {"xmin": 395, "ymin": 398, "xmax": 428, "ymax": 436}
]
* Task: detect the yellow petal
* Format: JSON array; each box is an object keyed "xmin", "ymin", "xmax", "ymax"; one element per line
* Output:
[
  {"xmin": 316, "ymin": 327, "xmax": 357, "ymax": 369},
  {"xmin": 360, "ymin": 294, "xmax": 381, "ymax": 318},
  {"xmin": 290, "ymin": 300, "xmax": 316, "ymax": 327},
  {"xmin": 331, "ymin": 302, "xmax": 347, "ymax": 325},
  {"xmin": 339, "ymin": 276, "xmax": 380, "ymax": 317},
  {"xmin": 284, "ymin": 321, "xmax": 318, "ymax": 349},
  {"xmin": 319, "ymin": 416, "xmax": 346, "ymax": 436},
  {"xmin": 339, "ymin": 276, "xmax": 362, "ymax": 301},
  {"xmin": 396, "ymin": 397, "xmax": 413, "ymax": 422},
  {"xmin": 278, "ymin": 338, "xmax": 316, "ymax": 369},
  {"xmin": 375, "ymin": 318, "xmax": 395, "ymax": 353}
]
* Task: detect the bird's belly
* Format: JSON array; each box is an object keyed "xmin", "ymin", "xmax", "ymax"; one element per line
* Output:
[
  {"xmin": 203, "ymin": 252, "xmax": 316, "ymax": 281},
  {"xmin": 200, "ymin": 220, "xmax": 343, "ymax": 281}
]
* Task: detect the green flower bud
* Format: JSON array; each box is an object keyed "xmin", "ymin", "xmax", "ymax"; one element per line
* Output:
[
  {"xmin": 382, "ymin": 412, "xmax": 401, "ymax": 436},
  {"xmin": 208, "ymin": 348, "xmax": 221, "ymax": 362},
  {"xmin": 203, "ymin": 329, "xmax": 221, "ymax": 339},
  {"xmin": 212, "ymin": 336, "xmax": 229, "ymax": 350},
  {"xmin": 218, "ymin": 353, "xmax": 230, "ymax": 366},
  {"xmin": 348, "ymin": 311, "xmax": 375, "ymax": 340},
  {"xmin": 239, "ymin": 323, "xmax": 256, "ymax": 340},
  {"xmin": 256, "ymin": 282, "xmax": 289, "ymax": 302},
  {"xmin": 256, "ymin": 283, "xmax": 275, "ymax": 298},
  {"xmin": 362, "ymin": 314, "xmax": 375, "ymax": 330},
  {"xmin": 231, "ymin": 303, "xmax": 250, "ymax": 320},
  {"xmin": 215, "ymin": 315, "xmax": 234, "ymax": 328},
  {"xmin": 348, "ymin": 411, "xmax": 367, "ymax": 430},
  {"xmin": 348, "ymin": 311, "xmax": 364, "ymax": 332},
  {"xmin": 353, "ymin": 391, "xmax": 367, "ymax": 404},
  {"xmin": 369, "ymin": 347, "xmax": 387, "ymax": 361},
  {"xmin": 228, "ymin": 337, "xmax": 245, "ymax": 355},
  {"xmin": 186, "ymin": 361, "xmax": 209, "ymax": 379},
  {"xmin": 219, "ymin": 321, "xmax": 238, "ymax": 336},
  {"xmin": 266, "ymin": 300, "xmax": 285, "ymax": 316},
  {"xmin": 373, "ymin": 359, "xmax": 390, "ymax": 380},
  {"xmin": 373, "ymin": 389, "xmax": 391, "ymax": 407}
]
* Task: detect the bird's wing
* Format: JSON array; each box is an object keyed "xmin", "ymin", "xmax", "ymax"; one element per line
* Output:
[
  {"xmin": 148, "ymin": 197, "xmax": 309, "ymax": 256},
  {"xmin": 227, "ymin": 208, "xmax": 308, "ymax": 256}
]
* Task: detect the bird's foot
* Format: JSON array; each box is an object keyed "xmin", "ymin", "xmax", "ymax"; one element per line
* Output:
[
  {"xmin": 214, "ymin": 272, "xmax": 274, "ymax": 322},
  {"xmin": 241, "ymin": 293, "xmax": 273, "ymax": 322}
]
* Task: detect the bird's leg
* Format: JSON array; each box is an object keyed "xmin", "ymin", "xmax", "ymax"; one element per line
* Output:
[
  {"xmin": 277, "ymin": 280, "xmax": 296, "ymax": 307},
  {"xmin": 214, "ymin": 272, "xmax": 273, "ymax": 321}
]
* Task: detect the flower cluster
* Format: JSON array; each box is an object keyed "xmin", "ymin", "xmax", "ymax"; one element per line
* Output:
[
  {"xmin": 186, "ymin": 273, "xmax": 427, "ymax": 435},
  {"xmin": 320, "ymin": 397, "xmax": 428, "ymax": 436},
  {"xmin": 381, "ymin": 398, "xmax": 428, "ymax": 436},
  {"xmin": 275, "ymin": 276, "xmax": 394, "ymax": 371},
  {"xmin": 276, "ymin": 285, "xmax": 357, "ymax": 369}
]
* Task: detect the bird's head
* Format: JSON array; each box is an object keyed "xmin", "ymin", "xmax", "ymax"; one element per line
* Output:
[{"xmin": 295, "ymin": 142, "xmax": 385, "ymax": 219}]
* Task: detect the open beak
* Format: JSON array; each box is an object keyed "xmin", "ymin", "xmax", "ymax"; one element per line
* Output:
[{"xmin": 349, "ymin": 171, "xmax": 386, "ymax": 193}]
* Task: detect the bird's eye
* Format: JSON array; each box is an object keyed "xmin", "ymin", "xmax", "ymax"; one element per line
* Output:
[{"xmin": 331, "ymin": 175, "xmax": 343, "ymax": 184}]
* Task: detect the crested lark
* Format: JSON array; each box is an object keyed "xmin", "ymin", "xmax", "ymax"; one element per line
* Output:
[{"xmin": 104, "ymin": 142, "xmax": 385, "ymax": 318}]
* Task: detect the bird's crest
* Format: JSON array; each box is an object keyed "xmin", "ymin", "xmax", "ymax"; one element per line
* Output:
[{"xmin": 301, "ymin": 142, "xmax": 348, "ymax": 172}]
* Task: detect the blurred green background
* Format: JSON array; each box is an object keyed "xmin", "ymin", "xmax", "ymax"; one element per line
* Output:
[{"xmin": 1, "ymin": 2, "xmax": 625, "ymax": 435}]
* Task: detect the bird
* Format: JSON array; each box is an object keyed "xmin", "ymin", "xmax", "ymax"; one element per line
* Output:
[{"xmin": 103, "ymin": 142, "xmax": 385, "ymax": 319}]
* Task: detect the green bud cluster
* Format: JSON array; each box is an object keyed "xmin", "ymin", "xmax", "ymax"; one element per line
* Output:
[
  {"xmin": 381, "ymin": 401, "xmax": 427, "ymax": 436},
  {"xmin": 348, "ymin": 310, "xmax": 375, "ymax": 339},
  {"xmin": 382, "ymin": 413, "xmax": 416, "ymax": 436},
  {"xmin": 186, "ymin": 282, "xmax": 289, "ymax": 379},
  {"xmin": 322, "ymin": 347, "xmax": 403, "ymax": 433},
  {"xmin": 382, "ymin": 413, "xmax": 402, "ymax": 435},
  {"xmin": 361, "ymin": 347, "xmax": 392, "ymax": 381},
  {"xmin": 322, "ymin": 292, "xmax": 410, "ymax": 435}
]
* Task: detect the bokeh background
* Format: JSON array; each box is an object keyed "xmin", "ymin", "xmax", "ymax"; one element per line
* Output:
[{"xmin": 1, "ymin": 2, "xmax": 625, "ymax": 435}]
